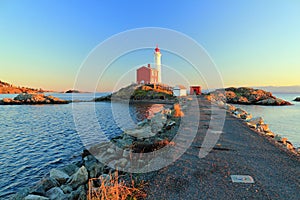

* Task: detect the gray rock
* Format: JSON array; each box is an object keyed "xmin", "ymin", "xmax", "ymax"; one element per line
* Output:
[
  {"xmin": 116, "ymin": 158, "xmax": 128, "ymax": 168},
  {"xmin": 29, "ymin": 184, "xmax": 46, "ymax": 196},
  {"xmin": 45, "ymin": 187, "xmax": 65, "ymax": 200},
  {"xmin": 37, "ymin": 177, "xmax": 59, "ymax": 191},
  {"xmin": 150, "ymin": 112, "xmax": 167, "ymax": 133},
  {"xmin": 58, "ymin": 164, "xmax": 79, "ymax": 176},
  {"xmin": 68, "ymin": 185, "xmax": 86, "ymax": 200},
  {"xmin": 50, "ymin": 168, "xmax": 70, "ymax": 185},
  {"xmin": 84, "ymin": 156, "xmax": 104, "ymax": 178},
  {"xmin": 24, "ymin": 195, "xmax": 49, "ymax": 200},
  {"xmin": 67, "ymin": 166, "xmax": 88, "ymax": 189},
  {"xmin": 10, "ymin": 187, "xmax": 30, "ymax": 200},
  {"xmin": 60, "ymin": 184, "xmax": 73, "ymax": 194}
]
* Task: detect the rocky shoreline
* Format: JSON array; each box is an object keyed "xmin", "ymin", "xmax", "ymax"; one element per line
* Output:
[
  {"xmin": 11, "ymin": 99, "xmax": 186, "ymax": 200},
  {"xmin": 208, "ymin": 97, "xmax": 300, "ymax": 155},
  {"xmin": 0, "ymin": 93, "xmax": 69, "ymax": 105}
]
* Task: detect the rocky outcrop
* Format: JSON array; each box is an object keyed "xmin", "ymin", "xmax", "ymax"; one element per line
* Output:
[
  {"xmin": 0, "ymin": 93, "xmax": 69, "ymax": 105},
  {"xmin": 293, "ymin": 97, "xmax": 300, "ymax": 102},
  {"xmin": 0, "ymin": 80, "xmax": 47, "ymax": 94},
  {"xmin": 206, "ymin": 87, "xmax": 292, "ymax": 106},
  {"xmin": 94, "ymin": 83, "xmax": 175, "ymax": 102}
]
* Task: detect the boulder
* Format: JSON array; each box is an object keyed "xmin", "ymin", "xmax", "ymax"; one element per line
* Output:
[
  {"xmin": 286, "ymin": 142, "xmax": 294, "ymax": 151},
  {"xmin": 38, "ymin": 177, "xmax": 60, "ymax": 192},
  {"xmin": 24, "ymin": 195, "xmax": 49, "ymax": 200},
  {"xmin": 11, "ymin": 187, "xmax": 30, "ymax": 200},
  {"xmin": 29, "ymin": 177, "xmax": 60, "ymax": 196},
  {"xmin": 67, "ymin": 185, "xmax": 86, "ymax": 200},
  {"xmin": 84, "ymin": 155, "xmax": 104, "ymax": 178},
  {"xmin": 67, "ymin": 166, "xmax": 88, "ymax": 189},
  {"xmin": 125, "ymin": 126, "xmax": 155, "ymax": 139},
  {"xmin": 281, "ymin": 138, "xmax": 288, "ymax": 145},
  {"xmin": 233, "ymin": 108, "xmax": 248, "ymax": 119},
  {"xmin": 58, "ymin": 164, "xmax": 79, "ymax": 177},
  {"xmin": 265, "ymin": 131, "xmax": 275, "ymax": 138},
  {"xmin": 29, "ymin": 184, "xmax": 46, "ymax": 196},
  {"xmin": 246, "ymin": 117, "xmax": 264, "ymax": 126},
  {"xmin": 257, "ymin": 124, "xmax": 270, "ymax": 133},
  {"xmin": 150, "ymin": 112, "xmax": 167, "ymax": 133},
  {"xmin": 50, "ymin": 168, "xmax": 70, "ymax": 185},
  {"xmin": 60, "ymin": 184, "xmax": 73, "ymax": 194},
  {"xmin": 45, "ymin": 187, "xmax": 66, "ymax": 200},
  {"xmin": 225, "ymin": 104, "xmax": 236, "ymax": 112}
]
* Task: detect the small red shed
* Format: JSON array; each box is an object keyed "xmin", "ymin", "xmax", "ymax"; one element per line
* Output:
[{"xmin": 190, "ymin": 86, "xmax": 201, "ymax": 95}]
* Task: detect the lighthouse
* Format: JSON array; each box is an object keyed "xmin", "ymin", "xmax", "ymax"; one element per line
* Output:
[{"xmin": 154, "ymin": 45, "xmax": 162, "ymax": 83}]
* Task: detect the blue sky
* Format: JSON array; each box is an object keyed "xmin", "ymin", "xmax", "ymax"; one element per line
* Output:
[{"xmin": 0, "ymin": 1, "xmax": 299, "ymax": 91}]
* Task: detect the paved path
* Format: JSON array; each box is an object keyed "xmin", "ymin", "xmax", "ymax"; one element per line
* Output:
[{"xmin": 143, "ymin": 98, "xmax": 300, "ymax": 200}]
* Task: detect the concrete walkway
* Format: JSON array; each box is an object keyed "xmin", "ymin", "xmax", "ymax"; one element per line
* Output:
[{"xmin": 143, "ymin": 98, "xmax": 300, "ymax": 200}]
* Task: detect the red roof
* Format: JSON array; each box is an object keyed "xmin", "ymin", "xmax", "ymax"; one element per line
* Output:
[{"xmin": 155, "ymin": 45, "xmax": 160, "ymax": 52}]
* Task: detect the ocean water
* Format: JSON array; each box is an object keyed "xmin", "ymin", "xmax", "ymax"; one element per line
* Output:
[
  {"xmin": 0, "ymin": 93, "xmax": 164, "ymax": 198},
  {"xmin": 235, "ymin": 93, "xmax": 300, "ymax": 148}
]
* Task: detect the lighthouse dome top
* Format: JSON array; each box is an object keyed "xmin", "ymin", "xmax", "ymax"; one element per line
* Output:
[{"xmin": 155, "ymin": 45, "xmax": 160, "ymax": 53}]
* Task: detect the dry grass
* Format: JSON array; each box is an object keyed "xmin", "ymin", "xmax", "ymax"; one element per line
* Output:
[
  {"xmin": 173, "ymin": 104, "xmax": 184, "ymax": 117},
  {"xmin": 88, "ymin": 171, "xmax": 147, "ymax": 200}
]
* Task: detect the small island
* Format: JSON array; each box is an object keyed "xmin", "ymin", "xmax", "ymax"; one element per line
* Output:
[
  {"xmin": 294, "ymin": 97, "xmax": 300, "ymax": 102},
  {"xmin": 206, "ymin": 87, "xmax": 292, "ymax": 106},
  {"xmin": 0, "ymin": 93, "xmax": 69, "ymax": 105},
  {"xmin": 65, "ymin": 89, "xmax": 81, "ymax": 93}
]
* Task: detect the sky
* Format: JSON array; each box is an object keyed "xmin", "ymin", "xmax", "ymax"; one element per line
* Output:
[{"xmin": 0, "ymin": 0, "xmax": 299, "ymax": 92}]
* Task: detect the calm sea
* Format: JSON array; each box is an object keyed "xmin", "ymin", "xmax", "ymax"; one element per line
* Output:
[
  {"xmin": 0, "ymin": 93, "xmax": 165, "ymax": 198},
  {"xmin": 235, "ymin": 93, "xmax": 300, "ymax": 148}
]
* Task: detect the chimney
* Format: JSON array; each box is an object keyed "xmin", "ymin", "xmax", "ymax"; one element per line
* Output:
[{"xmin": 148, "ymin": 64, "xmax": 151, "ymax": 68}]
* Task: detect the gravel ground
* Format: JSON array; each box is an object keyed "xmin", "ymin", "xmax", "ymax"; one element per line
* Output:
[{"xmin": 141, "ymin": 97, "xmax": 300, "ymax": 200}]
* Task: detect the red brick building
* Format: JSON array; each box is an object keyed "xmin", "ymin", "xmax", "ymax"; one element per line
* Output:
[{"xmin": 136, "ymin": 64, "xmax": 158, "ymax": 84}]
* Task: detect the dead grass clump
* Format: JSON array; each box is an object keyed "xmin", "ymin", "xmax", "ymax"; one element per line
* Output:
[
  {"xmin": 88, "ymin": 171, "xmax": 147, "ymax": 200},
  {"xmin": 173, "ymin": 104, "xmax": 184, "ymax": 117}
]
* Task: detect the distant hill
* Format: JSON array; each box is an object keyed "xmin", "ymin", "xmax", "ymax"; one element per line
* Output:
[
  {"xmin": 255, "ymin": 86, "xmax": 300, "ymax": 94},
  {"xmin": 0, "ymin": 80, "xmax": 46, "ymax": 94}
]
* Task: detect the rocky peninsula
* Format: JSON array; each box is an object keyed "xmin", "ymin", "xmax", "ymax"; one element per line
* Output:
[
  {"xmin": 0, "ymin": 93, "xmax": 69, "ymax": 105},
  {"xmin": 206, "ymin": 87, "xmax": 292, "ymax": 105},
  {"xmin": 0, "ymin": 80, "xmax": 48, "ymax": 94}
]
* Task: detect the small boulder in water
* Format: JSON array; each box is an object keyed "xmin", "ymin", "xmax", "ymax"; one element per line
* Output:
[{"xmin": 293, "ymin": 97, "xmax": 300, "ymax": 102}]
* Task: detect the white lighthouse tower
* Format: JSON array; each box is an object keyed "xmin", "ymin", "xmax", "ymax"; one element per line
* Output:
[{"xmin": 154, "ymin": 45, "xmax": 162, "ymax": 83}]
